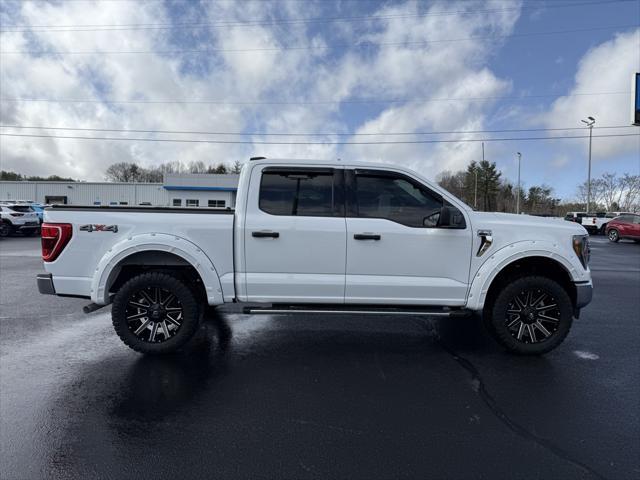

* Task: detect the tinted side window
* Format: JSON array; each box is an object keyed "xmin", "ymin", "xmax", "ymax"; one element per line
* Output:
[
  {"xmin": 9, "ymin": 205, "xmax": 33, "ymax": 213},
  {"xmin": 355, "ymin": 173, "xmax": 443, "ymax": 227},
  {"xmin": 618, "ymin": 215, "xmax": 634, "ymax": 223},
  {"xmin": 260, "ymin": 170, "xmax": 338, "ymax": 217}
]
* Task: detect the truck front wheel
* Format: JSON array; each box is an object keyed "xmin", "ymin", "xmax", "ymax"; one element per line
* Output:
[
  {"xmin": 111, "ymin": 272, "xmax": 201, "ymax": 354},
  {"xmin": 486, "ymin": 276, "xmax": 573, "ymax": 355}
]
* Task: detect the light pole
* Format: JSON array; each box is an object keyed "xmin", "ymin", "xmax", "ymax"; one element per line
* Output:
[
  {"xmin": 516, "ymin": 152, "xmax": 521, "ymax": 214},
  {"xmin": 581, "ymin": 116, "xmax": 595, "ymax": 212}
]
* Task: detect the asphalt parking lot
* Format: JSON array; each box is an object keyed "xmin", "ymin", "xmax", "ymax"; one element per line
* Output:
[{"xmin": 1, "ymin": 236, "xmax": 639, "ymax": 480}]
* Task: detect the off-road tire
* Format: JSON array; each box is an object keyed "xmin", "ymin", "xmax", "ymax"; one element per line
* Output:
[
  {"xmin": 112, "ymin": 272, "xmax": 201, "ymax": 354},
  {"xmin": 486, "ymin": 276, "xmax": 573, "ymax": 355}
]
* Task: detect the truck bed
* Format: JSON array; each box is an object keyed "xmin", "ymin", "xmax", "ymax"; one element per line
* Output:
[{"xmin": 43, "ymin": 205, "xmax": 235, "ymax": 301}]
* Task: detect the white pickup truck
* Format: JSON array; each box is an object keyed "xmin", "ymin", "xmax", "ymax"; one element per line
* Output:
[{"xmin": 37, "ymin": 158, "xmax": 593, "ymax": 355}]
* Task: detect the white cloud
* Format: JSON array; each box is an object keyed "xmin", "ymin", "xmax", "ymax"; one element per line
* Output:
[
  {"xmin": 537, "ymin": 28, "xmax": 640, "ymax": 160},
  {"xmin": 1, "ymin": 0, "xmax": 522, "ymax": 180}
]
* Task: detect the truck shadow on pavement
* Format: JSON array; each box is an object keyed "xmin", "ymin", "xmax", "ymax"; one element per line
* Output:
[
  {"xmin": 110, "ymin": 311, "xmax": 233, "ymax": 423},
  {"xmin": 110, "ymin": 311, "xmax": 515, "ymax": 416},
  {"xmin": 108, "ymin": 311, "xmax": 506, "ymax": 427}
]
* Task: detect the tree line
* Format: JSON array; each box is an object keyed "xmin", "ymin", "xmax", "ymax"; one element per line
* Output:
[
  {"xmin": 3, "ymin": 160, "xmax": 638, "ymax": 214},
  {"xmin": 104, "ymin": 160, "xmax": 242, "ymax": 183},
  {"xmin": 574, "ymin": 173, "xmax": 640, "ymax": 212},
  {"xmin": 437, "ymin": 161, "xmax": 640, "ymax": 215},
  {"xmin": 0, "ymin": 170, "xmax": 77, "ymax": 182}
]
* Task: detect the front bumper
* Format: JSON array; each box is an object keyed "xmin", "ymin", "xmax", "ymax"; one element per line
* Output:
[
  {"xmin": 37, "ymin": 273, "xmax": 56, "ymax": 295},
  {"xmin": 575, "ymin": 281, "xmax": 593, "ymax": 309}
]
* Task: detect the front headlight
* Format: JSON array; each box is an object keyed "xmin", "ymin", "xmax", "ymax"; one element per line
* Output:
[{"xmin": 572, "ymin": 235, "xmax": 590, "ymax": 269}]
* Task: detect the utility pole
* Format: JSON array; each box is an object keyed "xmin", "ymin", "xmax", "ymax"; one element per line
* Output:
[
  {"xmin": 475, "ymin": 142, "xmax": 484, "ymax": 210},
  {"xmin": 474, "ymin": 168, "xmax": 478, "ymax": 209},
  {"xmin": 581, "ymin": 116, "xmax": 595, "ymax": 212},
  {"xmin": 516, "ymin": 152, "xmax": 521, "ymax": 214}
]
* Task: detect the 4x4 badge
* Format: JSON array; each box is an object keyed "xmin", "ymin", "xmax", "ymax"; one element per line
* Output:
[{"xmin": 80, "ymin": 224, "xmax": 118, "ymax": 233}]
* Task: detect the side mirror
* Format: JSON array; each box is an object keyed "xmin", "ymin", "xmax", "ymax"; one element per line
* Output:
[
  {"xmin": 437, "ymin": 206, "xmax": 452, "ymax": 227},
  {"xmin": 437, "ymin": 206, "xmax": 466, "ymax": 228}
]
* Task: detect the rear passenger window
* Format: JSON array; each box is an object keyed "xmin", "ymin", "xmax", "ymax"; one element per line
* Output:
[{"xmin": 260, "ymin": 170, "xmax": 338, "ymax": 217}]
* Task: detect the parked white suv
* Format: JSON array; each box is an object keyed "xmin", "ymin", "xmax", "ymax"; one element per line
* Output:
[
  {"xmin": 37, "ymin": 158, "xmax": 592, "ymax": 356},
  {"xmin": 0, "ymin": 204, "xmax": 40, "ymax": 236}
]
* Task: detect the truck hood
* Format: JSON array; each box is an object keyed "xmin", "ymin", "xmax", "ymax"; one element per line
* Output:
[{"xmin": 469, "ymin": 211, "xmax": 587, "ymax": 239}]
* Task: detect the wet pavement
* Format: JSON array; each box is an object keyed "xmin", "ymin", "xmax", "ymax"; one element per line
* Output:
[{"xmin": 1, "ymin": 236, "xmax": 639, "ymax": 480}]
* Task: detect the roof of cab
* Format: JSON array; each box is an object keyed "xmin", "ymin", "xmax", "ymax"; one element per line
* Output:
[{"xmin": 249, "ymin": 157, "xmax": 410, "ymax": 170}]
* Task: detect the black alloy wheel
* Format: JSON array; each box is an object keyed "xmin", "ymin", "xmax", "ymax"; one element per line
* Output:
[
  {"xmin": 125, "ymin": 286, "xmax": 184, "ymax": 343},
  {"xmin": 112, "ymin": 272, "xmax": 200, "ymax": 354},
  {"xmin": 504, "ymin": 288, "xmax": 561, "ymax": 344},
  {"xmin": 487, "ymin": 276, "xmax": 573, "ymax": 355}
]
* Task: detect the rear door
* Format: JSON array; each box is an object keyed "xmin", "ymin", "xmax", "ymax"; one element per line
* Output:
[
  {"xmin": 242, "ymin": 165, "xmax": 347, "ymax": 303},
  {"xmin": 632, "ymin": 215, "xmax": 640, "ymax": 239},
  {"xmin": 344, "ymin": 169, "xmax": 472, "ymax": 306},
  {"xmin": 617, "ymin": 215, "xmax": 634, "ymax": 237}
]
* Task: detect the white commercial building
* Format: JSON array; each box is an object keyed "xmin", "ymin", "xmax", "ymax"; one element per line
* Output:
[{"xmin": 0, "ymin": 173, "xmax": 240, "ymax": 209}]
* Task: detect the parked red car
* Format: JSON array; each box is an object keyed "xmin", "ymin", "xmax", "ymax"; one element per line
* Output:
[{"xmin": 605, "ymin": 214, "xmax": 640, "ymax": 242}]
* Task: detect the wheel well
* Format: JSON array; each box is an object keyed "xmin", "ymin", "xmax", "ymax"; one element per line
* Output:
[
  {"xmin": 483, "ymin": 257, "xmax": 576, "ymax": 314},
  {"xmin": 107, "ymin": 251, "xmax": 207, "ymax": 303}
]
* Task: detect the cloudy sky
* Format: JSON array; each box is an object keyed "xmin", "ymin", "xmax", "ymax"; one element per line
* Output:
[{"xmin": 0, "ymin": 0, "xmax": 638, "ymax": 199}]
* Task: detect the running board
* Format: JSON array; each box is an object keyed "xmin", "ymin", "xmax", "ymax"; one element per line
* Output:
[{"xmin": 243, "ymin": 305, "xmax": 471, "ymax": 318}]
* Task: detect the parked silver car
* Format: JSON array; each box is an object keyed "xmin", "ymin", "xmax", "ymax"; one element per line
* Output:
[{"xmin": 0, "ymin": 204, "xmax": 40, "ymax": 236}]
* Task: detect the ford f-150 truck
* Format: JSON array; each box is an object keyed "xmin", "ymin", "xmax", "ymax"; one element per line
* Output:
[{"xmin": 37, "ymin": 158, "xmax": 593, "ymax": 355}]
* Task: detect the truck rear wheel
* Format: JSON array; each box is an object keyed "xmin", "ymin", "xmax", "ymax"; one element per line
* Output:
[
  {"xmin": 111, "ymin": 272, "xmax": 201, "ymax": 354},
  {"xmin": 486, "ymin": 276, "xmax": 573, "ymax": 355}
]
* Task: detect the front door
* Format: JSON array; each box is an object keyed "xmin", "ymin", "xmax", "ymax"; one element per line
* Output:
[
  {"xmin": 243, "ymin": 165, "xmax": 346, "ymax": 303},
  {"xmin": 344, "ymin": 169, "xmax": 472, "ymax": 306}
]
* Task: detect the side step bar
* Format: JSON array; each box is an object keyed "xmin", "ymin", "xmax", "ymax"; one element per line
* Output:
[{"xmin": 243, "ymin": 305, "xmax": 471, "ymax": 318}]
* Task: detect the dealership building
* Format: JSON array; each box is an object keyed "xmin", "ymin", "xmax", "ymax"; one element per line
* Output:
[{"xmin": 0, "ymin": 173, "xmax": 240, "ymax": 209}]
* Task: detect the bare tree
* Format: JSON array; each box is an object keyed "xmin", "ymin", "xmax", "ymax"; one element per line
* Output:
[
  {"xmin": 575, "ymin": 179, "xmax": 606, "ymax": 211},
  {"xmin": 619, "ymin": 174, "xmax": 640, "ymax": 212},
  {"xmin": 437, "ymin": 170, "xmax": 465, "ymax": 200},
  {"xmin": 576, "ymin": 172, "xmax": 640, "ymax": 212},
  {"xmin": 231, "ymin": 160, "xmax": 243, "ymax": 174},
  {"xmin": 185, "ymin": 161, "xmax": 204, "ymax": 173},
  {"xmin": 599, "ymin": 173, "xmax": 620, "ymax": 210},
  {"xmin": 105, "ymin": 162, "xmax": 140, "ymax": 182}
]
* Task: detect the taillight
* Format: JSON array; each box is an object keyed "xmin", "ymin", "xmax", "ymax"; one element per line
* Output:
[{"xmin": 41, "ymin": 223, "xmax": 72, "ymax": 262}]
